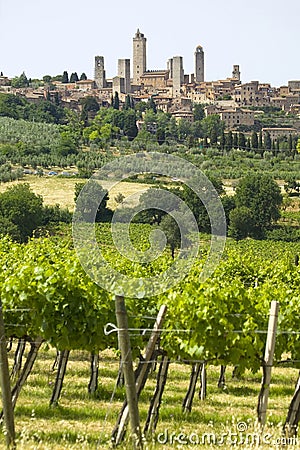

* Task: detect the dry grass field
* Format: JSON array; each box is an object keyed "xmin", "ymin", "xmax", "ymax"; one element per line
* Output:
[{"xmin": 0, "ymin": 176, "xmax": 151, "ymax": 211}]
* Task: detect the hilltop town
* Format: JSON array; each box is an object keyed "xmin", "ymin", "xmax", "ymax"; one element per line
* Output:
[{"xmin": 1, "ymin": 28, "xmax": 300, "ymax": 139}]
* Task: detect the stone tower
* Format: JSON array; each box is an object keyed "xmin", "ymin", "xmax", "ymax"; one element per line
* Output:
[
  {"xmin": 195, "ymin": 45, "xmax": 204, "ymax": 83},
  {"xmin": 232, "ymin": 65, "xmax": 241, "ymax": 82},
  {"xmin": 94, "ymin": 56, "xmax": 106, "ymax": 88},
  {"xmin": 167, "ymin": 58, "xmax": 173, "ymax": 78},
  {"xmin": 118, "ymin": 59, "xmax": 131, "ymax": 94},
  {"xmin": 172, "ymin": 56, "xmax": 184, "ymax": 98},
  {"xmin": 133, "ymin": 29, "xmax": 147, "ymax": 85}
]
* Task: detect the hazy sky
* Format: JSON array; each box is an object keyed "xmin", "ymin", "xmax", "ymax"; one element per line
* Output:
[{"xmin": 1, "ymin": 0, "xmax": 299, "ymax": 87}]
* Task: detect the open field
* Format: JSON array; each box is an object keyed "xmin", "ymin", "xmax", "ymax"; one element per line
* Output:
[
  {"xmin": 0, "ymin": 175, "xmax": 296, "ymax": 212},
  {"xmin": 0, "ymin": 176, "xmax": 151, "ymax": 211},
  {"xmin": 1, "ymin": 346, "xmax": 300, "ymax": 449}
]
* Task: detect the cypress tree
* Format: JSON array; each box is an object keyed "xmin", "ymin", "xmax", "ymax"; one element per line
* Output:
[
  {"xmin": 123, "ymin": 110, "xmax": 138, "ymax": 140},
  {"xmin": 80, "ymin": 72, "xmax": 87, "ymax": 80},
  {"xmin": 113, "ymin": 92, "xmax": 119, "ymax": 110},
  {"xmin": 210, "ymin": 128, "xmax": 218, "ymax": 145},
  {"xmin": 251, "ymin": 131, "xmax": 258, "ymax": 150},
  {"xmin": 220, "ymin": 131, "xmax": 225, "ymax": 151},
  {"xmin": 148, "ymin": 96, "xmax": 157, "ymax": 113},
  {"xmin": 264, "ymin": 131, "xmax": 271, "ymax": 150},
  {"xmin": 238, "ymin": 132, "xmax": 246, "ymax": 149},
  {"xmin": 246, "ymin": 137, "xmax": 251, "ymax": 151},
  {"xmin": 258, "ymin": 130, "xmax": 263, "ymax": 152},
  {"xmin": 62, "ymin": 71, "xmax": 69, "ymax": 83},
  {"xmin": 70, "ymin": 72, "xmax": 79, "ymax": 83},
  {"xmin": 225, "ymin": 131, "xmax": 233, "ymax": 151},
  {"xmin": 288, "ymin": 134, "xmax": 293, "ymax": 152},
  {"xmin": 124, "ymin": 94, "xmax": 132, "ymax": 110},
  {"xmin": 233, "ymin": 132, "xmax": 238, "ymax": 149}
]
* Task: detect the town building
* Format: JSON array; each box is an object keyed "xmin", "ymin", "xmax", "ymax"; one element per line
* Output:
[
  {"xmin": 262, "ymin": 127, "xmax": 298, "ymax": 140},
  {"xmin": 205, "ymin": 105, "xmax": 254, "ymax": 129},
  {"xmin": 140, "ymin": 70, "xmax": 169, "ymax": 91},
  {"xmin": 3, "ymin": 29, "xmax": 299, "ymax": 130}
]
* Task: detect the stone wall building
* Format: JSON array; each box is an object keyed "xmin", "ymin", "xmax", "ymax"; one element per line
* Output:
[
  {"xmin": 205, "ymin": 105, "xmax": 254, "ymax": 129},
  {"xmin": 288, "ymin": 80, "xmax": 300, "ymax": 92},
  {"xmin": 219, "ymin": 107, "xmax": 254, "ymax": 129},
  {"xmin": 140, "ymin": 70, "xmax": 169, "ymax": 91},
  {"xmin": 262, "ymin": 127, "xmax": 298, "ymax": 140},
  {"xmin": 112, "ymin": 76, "xmax": 125, "ymax": 96},
  {"xmin": 234, "ymin": 81, "xmax": 273, "ymax": 106},
  {"xmin": 76, "ymin": 79, "xmax": 95, "ymax": 91},
  {"xmin": 271, "ymin": 94, "xmax": 300, "ymax": 111}
]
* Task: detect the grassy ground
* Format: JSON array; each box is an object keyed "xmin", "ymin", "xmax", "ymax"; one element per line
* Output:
[
  {"xmin": 1, "ymin": 346, "xmax": 299, "ymax": 449},
  {"xmin": 0, "ymin": 176, "xmax": 151, "ymax": 211}
]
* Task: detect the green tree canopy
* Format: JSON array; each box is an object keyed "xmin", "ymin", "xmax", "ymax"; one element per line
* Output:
[
  {"xmin": 193, "ymin": 104, "xmax": 205, "ymax": 121},
  {"xmin": 0, "ymin": 183, "xmax": 44, "ymax": 242},
  {"xmin": 43, "ymin": 75, "xmax": 52, "ymax": 83},
  {"xmin": 169, "ymin": 177, "xmax": 224, "ymax": 233},
  {"xmin": 80, "ymin": 96, "xmax": 100, "ymax": 124},
  {"xmin": 74, "ymin": 181, "xmax": 112, "ymax": 222},
  {"xmin": 123, "ymin": 109, "xmax": 138, "ymax": 140},
  {"xmin": 233, "ymin": 173, "xmax": 283, "ymax": 237},
  {"xmin": 201, "ymin": 114, "xmax": 225, "ymax": 140},
  {"xmin": 228, "ymin": 206, "xmax": 255, "ymax": 240},
  {"xmin": 11, "ymin": 72, "xmax": 29, "ymax": 88},
  {"xmin": 0, "ymin": 93, "xmax": 65, "ymax": 124},
  {"xmin": 160, "ymin": 214, "xmax": 181, "ymax": 258},
  {"xmin": 56, "ymin": 131, "xmax": 78, "ymax": 156}
]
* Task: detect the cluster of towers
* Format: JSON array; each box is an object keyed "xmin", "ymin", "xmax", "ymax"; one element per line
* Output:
[{"xmin": 94, "ymin": 29, "xmax": 205, "ymax": 97}]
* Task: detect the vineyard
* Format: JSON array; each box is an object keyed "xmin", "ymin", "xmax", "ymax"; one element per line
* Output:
[{"xmin": 0, "ymin": 225, "xmax": 300, "ymax": 447}]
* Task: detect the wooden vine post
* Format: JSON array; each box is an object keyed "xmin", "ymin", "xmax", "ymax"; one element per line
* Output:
[
  {"xmin": 114, "ymin": 295, "xmax": 143, "ymax": 449},
  {"xmin": 112, "ymin": 304, "xmax": 167, "ymax": 445},
  {"xmin": 0, "ymin": 302, "xmax": 15, "ymax": 448},
  {"xmin": 257, "ymin": 300, "xmax": 279, "ymax": 426}
]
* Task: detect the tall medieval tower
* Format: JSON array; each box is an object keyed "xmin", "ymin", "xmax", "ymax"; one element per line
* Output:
[
  {"xmin": 133, "ymin": 29, "xmax": 147, "ymax": 85},
  {"xmin": 195, "ymin": 45, "xmax": 204, "ymax": 83},
  {"xmin": 232, "ymin": 65, "xmax": 241, "ymax": 82},
  {"xmin": 118, "ymin": 59, "xmax": 131, "ymax": 94},
  {"xmin": 172, "ymin": 56, "xmax": 184, "ymax": 98},
  {"xmin": 94, "ymin": 56, "xmax": 106, "ymax": 88}
]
